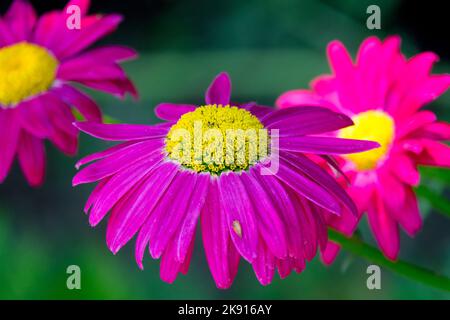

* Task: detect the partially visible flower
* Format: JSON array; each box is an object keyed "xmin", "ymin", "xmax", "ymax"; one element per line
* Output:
[
  {"xmin": 73, "ymin": 72, "xmax": 378, "ymax": 288},
  {"xmin": 277, "ymin": 36, "xmax": 450, "ymax": 261},
  {"xmin": 0, "ymin": 0, "xmax": 137, "ymax": 186}
]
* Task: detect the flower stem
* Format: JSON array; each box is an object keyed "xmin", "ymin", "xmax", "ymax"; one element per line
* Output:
[
  {"xmin": 328, "ymin": 230, "xmax": 450, "ymax": 292},
  {"xmin": 416, "ymin": 185, "xmax": 450, "ymax": 219}
]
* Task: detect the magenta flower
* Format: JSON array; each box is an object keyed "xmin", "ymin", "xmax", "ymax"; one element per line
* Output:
[
  {"xmin": 0, "ymin": 0, "xmax": 137, "ymax": 186},
  {"xmin": 73, "ymin": 72, "xmax": 378, "ymax": 288},
  {"xmin": 277, "ymin": 36, "xmax": 450, "ymax": 261}
]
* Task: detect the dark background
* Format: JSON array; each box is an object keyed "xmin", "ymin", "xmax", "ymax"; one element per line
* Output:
[{"xmin": 0, "ymin": 0, "xmax": 448, "ymax": 299}]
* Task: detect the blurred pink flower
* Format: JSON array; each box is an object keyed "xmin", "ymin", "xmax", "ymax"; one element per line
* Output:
[
  {"xmin": 73, "ymin": 72, "xmax": 377, "ymax": 288},
  {"xmin": 277, "ymin": 36, "xmax": 450, "ymax": 261},
  {"xmin": 0, "ymin": 0, "xmax": 137, "ymax": 186}
]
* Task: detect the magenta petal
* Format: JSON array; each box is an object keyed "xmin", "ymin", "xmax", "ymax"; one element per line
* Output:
[
  {"xmin": 31, "ymin": 11, "xmax": 61, "ymax": 50},
  {"xmin": 265, "ymin": 106, "xmax": 354, "ymax": 136},
  {"xmin": 278, "ymin": 136, "xmax": 379, "ymax": 155},
  {"xmin": 74, "ymin": 45, "xmax": 137, "ymax": 62},
  {"xmin": 74, "ymin": 122, "xmax": 168, "ymax": 141},
  {"xmin": 240, "ymin": 103, "xmax": 273, "ymax": 119},
  {"xmin": 205, "ymin": 72, "xmax": 232, "ymax": 105},
  {"xmin": 18, "ymin": 98, "xmax": 53, "ymax": 138},
  {"xmin": 75, "ymin": 141, "xmax": 134, "ymax": 169},
  {"xmin": 17, "ymin": 131, "xmax": 45, "ymax": 187},
  {"xmin": 282, "ymin": 152, "xmax": 357, "ymax": 216},
  {"xmin": 4, "ymin": 0, "xmax": 37, "ymax": 41},
  {"xmin": 58, "ymin": 14, "xmax": 123, "ymax": 58},
  {"xmin": 88, "ymin": 156, "xmax": 165, "ymax": 228},
  {"xmin": 275, "ymin": 158, "xmax": 341, "ymax": 215},
  {"xmin": 240, "ymin": 171, "xmax": 288, "ymax": 259},
  {"xmin": 155, "ymin": 103, "xmax": 196, "ymax": 121},
  {"xmin": 0, "ymin": 18, "xmax": 15, "ymax": 45},
  {"xmin": 105, "ymin": 162, "xmax": 178, "ymax": 254},
  {"xmin": 73, "ymin": 140, "xmax": 163, "ymax": 185},
  {"xmin": 0, "ymin": 109, "xmax": 20, "ymax": 183},
  {"xmin": 175, "ymin": 174, "xmax": 209, "ymax": 262},
  {"xmin": 58, "ymin": 59, "xmax": 127, "ymax": 82},
  {"xmin": 218, "ymin": 173, "xmax": 258, "ymax": 263},
  {"xmin": 160, "ymin": 233, "xmax": 195, "ymax": 284},
  {"xmin": 250, "ymin": 169, "xmax": 304, "ymax": 259},
  {"xmin": 201, "ymin": 180, "xmax": 240, "ymax": 289},
  {"xmin": 77, "ymin": 78, "xmax": 138, "ymax": 100},
  {"xmin": 320, "ymin": 241, "xmax": 341, "ymax": 266},
  {"xmin": 252, "ymin": 240, "xmax": 275, "ymax": 286},
  {"xmin": 54, "ymin": 85, "xmax": 102, "ymax": 122},
  {"xmin": 137, "ymin": 172, "xmax": 194, "ymax": 260}
]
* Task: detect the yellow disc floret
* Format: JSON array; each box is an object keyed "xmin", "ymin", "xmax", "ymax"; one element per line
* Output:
[
  {"xmin": 339, "ymin": 110, "xmax": 395, "ymax": 170},
  {"xmin": 165, "ymin": 104, "xmax": 269, "ymax": 174},
  {"xmin": 0, "ymin": 42, "xmax": 58, "ymax": 107}
]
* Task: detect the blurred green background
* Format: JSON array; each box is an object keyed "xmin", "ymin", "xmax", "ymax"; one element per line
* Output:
[{"xmin": 0, "ymin": 0, "xmax": 449, "ymax": 299}]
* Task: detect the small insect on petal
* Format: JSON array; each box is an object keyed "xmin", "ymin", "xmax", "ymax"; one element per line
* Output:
[{"xmin": 232, "ymin": 220, "xmax": 242, "ymax": 238}]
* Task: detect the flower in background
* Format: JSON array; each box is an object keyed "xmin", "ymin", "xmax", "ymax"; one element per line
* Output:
[
  {"xmin": 0, "ymin": 0, "xmax": 137, "ymax": 186},
  {"xmin": 277, "ymin": 36, "xmax": 450, "ymax": 261},
  {"xmin": 73, "ymin": 72, "xmax": 378, "ymax": 288}
]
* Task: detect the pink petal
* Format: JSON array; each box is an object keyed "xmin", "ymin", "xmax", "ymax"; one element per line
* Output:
[
  {"xmin": 275, "ymin": 89, "xmax": 335, "ymax": 109},
  {"xmin": 389, "ymin": 153, "xmax": 420, "ymax": 186},
  {"xmin": 367, "ymin": 194, "xmax": 400, "ymax": 260}
]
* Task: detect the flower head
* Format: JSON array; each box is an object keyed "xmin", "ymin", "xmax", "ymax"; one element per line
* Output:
[
  {"xmin": 277, "ymin": 36, "xmax": 450, "ymax": 261},
  {"xmin": 0, "ymin": 0, "xmax": 137, "ymax": 186},
  {"xmin": 73, "ymin": 72, "xmax": 378, "ymax": 288}
]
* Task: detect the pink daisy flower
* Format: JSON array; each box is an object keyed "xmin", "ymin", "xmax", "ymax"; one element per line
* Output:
[
  {"xmin": 0, "ymin": 0, "xmax": 137, "ymax": 186},
  {"xmin": 276, "ymin": 36, "xmax": 450, "ymax": 261},
  {"xmin": 73, "ymin": 72, "xmax": 378, "ymax": 288}
]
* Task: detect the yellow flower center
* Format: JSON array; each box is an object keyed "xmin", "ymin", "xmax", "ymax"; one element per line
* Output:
[
  {"xmin": 0, "ymin": 42, "xmax": 58, "ymax": 107},
  {"xmin": 165, "ymin": 104, "xmax": 269, "ymax": 174},
  {"xmin": 339, "ymin": 110, "xmax": 395, "ymax": 170}
]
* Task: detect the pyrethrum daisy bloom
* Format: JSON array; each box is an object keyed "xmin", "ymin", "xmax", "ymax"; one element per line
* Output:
[
  {"xmin": 73, "ymin": 72, "xmax": 378, "ymax": 288},
  {"xmin": 277, "ymin": 36, "xmax": 450, "ymax": 261},
  {"xmin": 0, "ymin": 0, "xmax": 137, "ymax": 186}
]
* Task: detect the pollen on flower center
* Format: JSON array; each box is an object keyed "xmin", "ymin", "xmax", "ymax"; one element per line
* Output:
[
  {"xmin": 165, "ymin": 104, "xmax": 269, "ymax": 174},
  {"xmin": 339, "ymin": 110, "xmax": 395, "ymax": 170},
  {"xmin": 0, "ymin": 42, "xmax": 59, "ymax": 107}
]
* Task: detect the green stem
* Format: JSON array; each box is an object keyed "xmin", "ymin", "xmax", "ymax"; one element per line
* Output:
[
  {"xmin": 328, "ymin": 230, "xmax": 450, "ymax": 292},
  {"xmin": 415, "ymin": 185, "xmax": 450, "ymax": 219}
]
